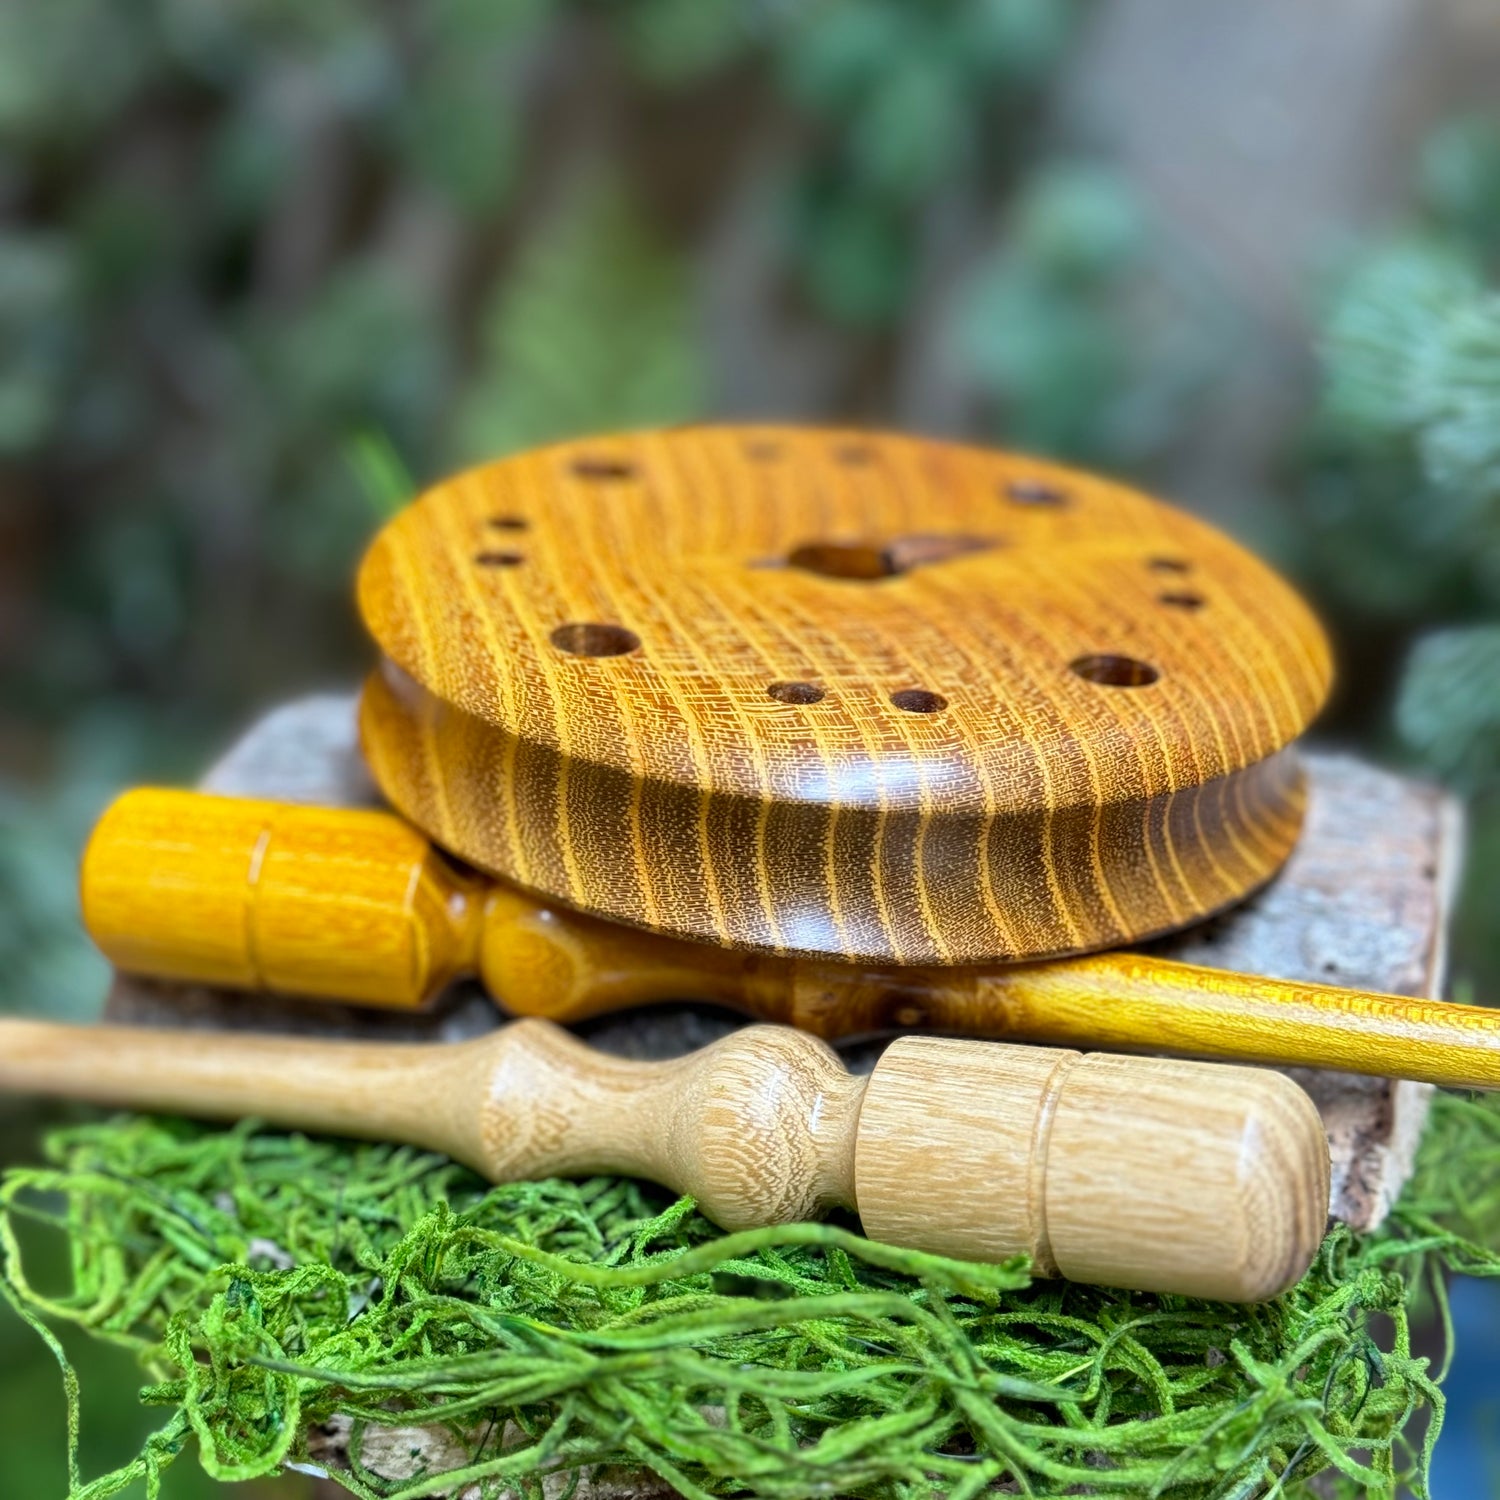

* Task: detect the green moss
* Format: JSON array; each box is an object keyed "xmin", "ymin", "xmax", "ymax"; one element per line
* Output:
[{"xmin": 5, "ymin": 1088, "xmax": 1500, "ymax": 1500}]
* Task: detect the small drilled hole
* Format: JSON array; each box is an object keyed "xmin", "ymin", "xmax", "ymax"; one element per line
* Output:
[
  {"xmin": 1071, "ymin": 654, "xmax": 1159, "ymax": 688},
  {"xmin": 1148, "ymin": 557, "xmax": 1191, "ymax": 574},
  {"xmin": 488, "ymin": 516, "xmax": 528, "ymax": 531},
  {"xmin": 1158, "ymin": 591, "xmax": 1205, "ymax": 610},
  {"xmin": 890, "ymin": 688, "xmax": 947, "ymax": 714},
  {"xmin": 550, "ymin": 622, "xmax": 640, "ymax": 657},
  {"xmin": 767, "ymin": 681, "xmax": 825, "ymax": 704},
  {"xmin": 570, "ymin": 455, "xmax": 636, "ymax": 481},
  {"xmin": 1004, "ymin": 478, "xmax": 1068, "ymax": 507},
  {"xmin": 834, "ymin": 442, "xmax": 875, "ymax": 466},
  {"xmin": 475, "ymin": 550, "xmax": 524, "ymax": 567}
]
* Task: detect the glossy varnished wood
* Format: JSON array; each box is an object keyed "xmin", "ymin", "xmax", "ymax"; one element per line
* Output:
[
  {"xmin": 83, "ymin": 788, "xmax": 1500, "ymax": 1091},
  {"xmin": 82, "ymin": 787, "xmax": 483, "ymax": 1009},
  {"xmin": 356, "ymin": 426, "xmax": 1332, "ymax": 965},
  {"xmin": 0, "ymin": 1014, "xmax": 1329, "ymax": 1301}
]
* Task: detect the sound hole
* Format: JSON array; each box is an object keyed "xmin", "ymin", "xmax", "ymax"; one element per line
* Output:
[
  {"xmin": 787, "ymin": 534, "xmax": 995, "ymax": 581},
  {"xmin": 475, "ymin": 550, "xmax": 524, "ymax": 567},
  {"xmin": 571, "ymin": 456, "xmax": 636, "ymax": 481},
  {"xmin": 551, "ymin": 623, "xmax": 640, "ymax": 657},
  {"xmin": 788, "ymin": 541, "xmax": 897, "ymax": 580},
  {"xmin": 1071, "ymin": 654, "xmax": 1159, "ymax": 688},
  {"xmin": 1158, "ymin": 591, "xmax": 1205, "ymax": 610},
  {"xmin": 1148, "ymin": 556, "xmax": 1191, "ymax": 573},
  {"xmin": 767, "ymin": 681, "xmax": 825, "ymax": 704},
  {"xmin": 488, "ymin": 516, "xmax": 528, "ymax": 531},
  {"xmin": 1004, "ymin": 478, "xmax": 1068, "ymax": 507},
  {"xmin": 890, "ymin": 688, "xmax": 947, "ymax": 714}
]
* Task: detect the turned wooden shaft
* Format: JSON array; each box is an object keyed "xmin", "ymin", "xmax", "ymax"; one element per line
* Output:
[
  {"xmin": 0, "ymin": 1016, "xmax": 1328, "ymax": 1302},
  {"xmin": 84, "ymin": 789, "xmax": 1500, "ymax": 1089},
  {"xmin": 954, "ymin": 954, "xmax": 1500, "ymax": 1088},
  {"xmin": 0, "ymin": 1017, "xmax": 494, "ymax": 1162}
]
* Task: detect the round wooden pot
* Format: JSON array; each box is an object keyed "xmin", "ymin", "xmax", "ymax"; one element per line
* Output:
[{"xmin": 356, "ymin": 425, "xmax": 1331, "ymax": 965}]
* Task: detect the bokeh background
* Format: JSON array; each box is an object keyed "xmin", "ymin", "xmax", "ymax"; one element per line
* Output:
[{"xmin": 2, "ymin": 1, "xmax": 1499, "ymax": 1494}]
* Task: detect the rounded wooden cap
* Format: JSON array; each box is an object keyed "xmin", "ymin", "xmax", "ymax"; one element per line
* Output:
[
  {"xmin": 854, "ymin": 1039, "xmax": 1331, "ymax": 1302},
  {"xmin": 357, "ymin": 425, "xmax": 1331, "ymax": 965}
]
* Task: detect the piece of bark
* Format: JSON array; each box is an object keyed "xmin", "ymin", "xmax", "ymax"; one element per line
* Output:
[
  {"xmin": 295, "ymin": 1416, "xmax": 679, "ymax": 1500},
  {"xmin": 1141, "ymin": 751, "xmax": 1461, "ymax": 1232},
  {"xmin": 99, "ymin": 693, "xmax": 1461, "ymax": 1498}
]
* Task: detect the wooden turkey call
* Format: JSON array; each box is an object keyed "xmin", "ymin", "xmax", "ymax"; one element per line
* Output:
[
  {"xmin": 0, "ymin": 1014, "xmax": 1329, "ymax": 1301},
  {"xmin": 356, "ymin": 426, "xmax": 1332, "ymax": 967}
]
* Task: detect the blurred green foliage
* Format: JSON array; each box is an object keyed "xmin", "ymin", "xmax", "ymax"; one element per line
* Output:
[
  {"xmin": 1299, "ymin": 113, "xmax": 1500, "ymax": 995},
  {"xmin": 452, "ymin": 182, "xmax": 703, "ymax": 458},
  {"xmin": 1398, "ymin": 625, "xmax": 1500, "ymax": 792},
  {"xmin": 0, "ymin": 0, "xmax": 1498, "ymax": 1492},
  {"xmin": 953, "ymin": 163, "xmax": 1228, "ymax": 461}
]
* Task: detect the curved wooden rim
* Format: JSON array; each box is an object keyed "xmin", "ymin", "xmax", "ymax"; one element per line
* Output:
[{"xmin": 360, "ymin": 664, "xmax": 1308, "ymax": 965}]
